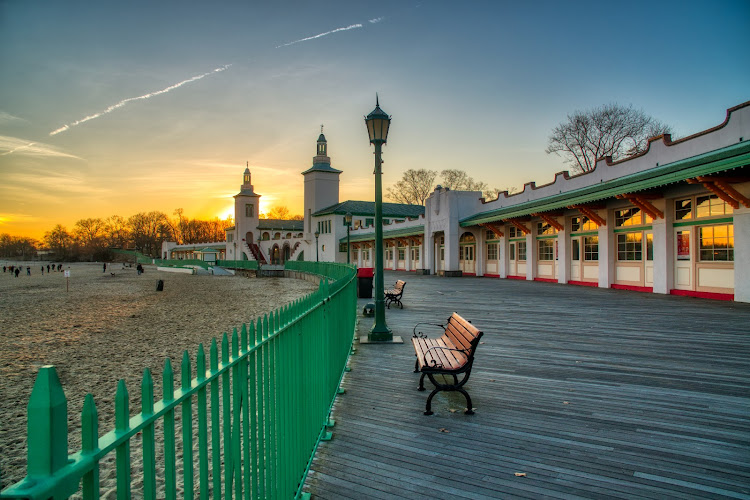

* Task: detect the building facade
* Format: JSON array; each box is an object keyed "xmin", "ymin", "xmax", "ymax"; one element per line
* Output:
[{"xmin": 164, "ymin": 101, "xmax": 750, "ymax": 302}]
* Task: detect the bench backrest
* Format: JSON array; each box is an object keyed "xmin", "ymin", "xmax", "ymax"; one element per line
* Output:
[
  {"xmin": 443, "ymin": 312, "xmax": 483, "ymax": 360},
  {"xmin": 395, "ymin": 280, "xmax": 405, "ymax": 291}
]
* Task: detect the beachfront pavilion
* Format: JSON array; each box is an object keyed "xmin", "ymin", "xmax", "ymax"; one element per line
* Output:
[
  {"xmin": 346, "ymin": 101, "xmax": 750, "ymax": 303},
  {"xmin": 303, "ymin": 270, "xmax": 750, "ymax": 499}
]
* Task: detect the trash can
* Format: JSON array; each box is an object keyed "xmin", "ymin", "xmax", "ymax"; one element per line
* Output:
[
  {"xmin": 156, "ymin": 279, "xmax": 164, "ymax": 291},
  {"xmin": 356, "ymin": 268, "xmax": 373, "ymax": 298}
]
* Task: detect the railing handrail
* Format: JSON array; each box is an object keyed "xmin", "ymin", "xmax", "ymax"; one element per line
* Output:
[{"xmin": 1, "ymin": 261, "xmax": 357, "ymax": 499}]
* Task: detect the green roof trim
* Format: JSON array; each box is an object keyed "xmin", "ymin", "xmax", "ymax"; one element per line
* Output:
[
  {"xmin": 460, "ymin": 142, "xmax": 750, "ymax": 227},
  {"xmin": 342, "ymin": 225, "xmax": 425, "ymax": 243},
  {"xmin": 315, "ymin": 200, "xmax": 425, "ymax": 218}
]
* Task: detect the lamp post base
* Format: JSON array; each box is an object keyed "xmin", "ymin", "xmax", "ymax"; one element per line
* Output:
[{"xmin": 360, "ymin": 334, "xmax": 403, "ymax": 344}]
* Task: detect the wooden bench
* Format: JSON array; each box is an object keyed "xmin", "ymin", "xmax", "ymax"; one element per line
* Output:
[
  {"xmin": 411, "ymin": 312, "xmax": 483, "ymax": 415},
  {"xmin": 385, "ymin": 280, "xmax": 406, "ymax": 309}
]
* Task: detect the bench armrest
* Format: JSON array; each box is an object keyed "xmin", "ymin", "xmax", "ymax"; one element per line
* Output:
[{"xmin": 412, "ymin": 322, "xmax": 445, "ymax": 338}]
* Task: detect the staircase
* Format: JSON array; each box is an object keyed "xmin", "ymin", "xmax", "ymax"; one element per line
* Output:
[{"xmin": 248, "ymin": 242, "xmax": 268, "ymax": 264}]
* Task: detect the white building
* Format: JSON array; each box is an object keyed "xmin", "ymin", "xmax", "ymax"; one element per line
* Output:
[{"xmin": 164, "ymin": 101, "xmax": 750, "ymax": 302}]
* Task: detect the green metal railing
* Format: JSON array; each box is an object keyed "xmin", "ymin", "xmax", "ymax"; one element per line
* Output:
[
  {"xmin": 0, "ymin": 262, "xmax": 357, "ymax": 499},
  {"xmin": 216, "ymin": 260, "xmax": 259, "ymax": 271}
]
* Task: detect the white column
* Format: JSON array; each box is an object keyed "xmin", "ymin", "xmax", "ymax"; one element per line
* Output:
[
  {"xmin": 652, "ymin": 201, "xmax": 674, "ymax": 295},
  {"xmin": 499, "ymin": 235, "xmax": 508, "ymax": 278},
  {"xmin": 476, "ymin": 230, "xmax": 485, "ymax": 277},
  {"xmin": 424, "ymin": 232, "xmax": 434, "ymax": 274},
  {"xmin": 558, "ymin": 223, "xmax": 569, "ymax": 284},
  {"xmin": 598, "ymin": 210, "xmax": 613, "ymax": 288},
  {"xmin": 405, "ymin": 243, "xmax": 411, "ymax": 272},
  {"xmin": 733, "ymin": 207, "xmax": 750, "ymax": 303},
  {"xmin": 526, "ymin": 231, "xmax": 535, "ymax": 281},
  {"xmin": 444, "ymin": 224, "xmax": 459, "ymax": 274}
]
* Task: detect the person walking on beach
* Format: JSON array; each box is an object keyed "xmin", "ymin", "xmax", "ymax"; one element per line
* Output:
[
  {"xmin": 47, "ymin": 264, "xmax": 50, "ymax": 273},
  {"xmin": 15, "ymin": 268, "xmax": 20, "ymax": 277},
  {"xmin": 26, "ymin": 266, "xmax": 30, "ymax": 276},
  {"xmin": 41, "ymin": 266, "xmax": 44, "ymax": 275},
  {"xmin": 103, "ymin": 262, "xmax": 107, "ymax": 273}
]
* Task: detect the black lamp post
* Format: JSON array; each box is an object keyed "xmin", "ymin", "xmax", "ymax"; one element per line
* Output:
[
  {"xmin": 345, "ymin": 212, "xmax": 352, "ymax": 264},
  {"xmin": 365, "ymin": 96, "xmax": 392, "ymax": 341},
  {"xmin": 314, "ymin": 230, "xmax": 320, "ymax": 262}
]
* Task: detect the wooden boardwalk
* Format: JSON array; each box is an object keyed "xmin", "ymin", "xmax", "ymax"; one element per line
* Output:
[{"xmin": 304, "ymin": 272, "xmax": 750, "ymax": 499}]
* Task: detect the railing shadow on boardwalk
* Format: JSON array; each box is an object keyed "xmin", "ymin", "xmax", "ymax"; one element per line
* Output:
[{"xmin": 304, "ymin": 271, "xmax": 750, "ymax": 500}]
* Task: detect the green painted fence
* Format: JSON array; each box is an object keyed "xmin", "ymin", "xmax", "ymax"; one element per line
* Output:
[{"xmin": 0, "ymin": 261, "xmax": 357, "ymax": 499}]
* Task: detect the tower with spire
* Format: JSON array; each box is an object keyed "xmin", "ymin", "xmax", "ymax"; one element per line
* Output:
[
  {"xmin": 233, "ymin": 162, "xmax": 261, "ymax": 258},
  {"xmin": 302, "ymin": 126, "xmax": 342, "ymax": 239}
]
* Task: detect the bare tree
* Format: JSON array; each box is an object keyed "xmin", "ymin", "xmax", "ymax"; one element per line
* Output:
[
  {"xmin": 546, "ymin": 103, "xmax": 672, "ymax": 174},
  {"xmin": 386, "ymin": 168, "xmax": 438, "ymax": 205},
  {"xmin": 440, "ymin": 169, "xmax": 489, "ymax": 194},
  {"xmin": 128, "ymin": 211, "xmax": 169, "ymax": 257},
  {"xmin": 104, "ymin": 215, "xmax": 130, "ymax": 248},
  {"xmin": 44, "ymin": 225, "xmax": 74, "ymax": 259}
]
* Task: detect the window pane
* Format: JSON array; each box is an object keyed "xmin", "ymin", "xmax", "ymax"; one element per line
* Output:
[
  {"xmin": 584, "ymin": 236, "xmax": 599, "ymax": 261},
  {"xmin": 518, "ymin": 242, "xmax": 527, "ymax": 261},
  {"xmin": 675, "ymin": 199, "xmax": 692, "ymax": 220},
  {"xmin": 571, "ymin": 239, "xmax": 580, "ymax": 261}
]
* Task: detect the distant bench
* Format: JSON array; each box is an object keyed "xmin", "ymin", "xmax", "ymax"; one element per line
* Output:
[
  {"xmin": 411, "ymin": 312, "xmax": 483, "ymax": 415},
  {"xmin": 385, "ymin": 280, "xmax": 406, "ymax": 309}
]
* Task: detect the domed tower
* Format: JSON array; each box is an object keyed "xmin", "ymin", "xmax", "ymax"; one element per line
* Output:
[
  {"xmin": 302, "ymin": 126, "xmax": 341, "ymax": 238},
  {"xmin": 234, "ymin": 163, "xmax": 261, "ymax": 258}
]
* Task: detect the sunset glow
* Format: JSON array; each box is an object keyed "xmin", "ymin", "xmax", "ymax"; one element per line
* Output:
[{"xmin": 1, "ymin": 2, "xmax": 747, "ymax": 241}]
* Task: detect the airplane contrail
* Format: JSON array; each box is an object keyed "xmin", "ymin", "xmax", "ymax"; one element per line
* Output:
[
  {"xmin": 19, "ymin": 19, "xmax": 381, "ymax": 144},
  {"xmin": 275, "ymin": 23, "xmax": 363, "ymax": 48},
  {"xmin": 49, "ymin": 64, "xmax": 233, "ymax": 136}
]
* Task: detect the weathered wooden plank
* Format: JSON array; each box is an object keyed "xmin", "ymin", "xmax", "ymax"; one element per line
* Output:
[{"xmin": 303, "ymin": 272, "xmax": 750, "ymax": 499}]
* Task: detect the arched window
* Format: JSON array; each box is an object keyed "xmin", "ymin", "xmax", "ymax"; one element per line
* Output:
[{"xmin": 459, "ymin": 232, "xmax": 476, "ymax": 243}]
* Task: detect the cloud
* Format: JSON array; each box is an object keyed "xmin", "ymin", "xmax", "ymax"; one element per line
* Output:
[
  {"xmin": 275, "ymin": 23, "xmax": 364, "ymax": 48},
  {"xmin": 0, "ymin": 111, "xmax": 27, "ymax": 125},
  {"xmin": 369, "ymin": 17, "xmax": 385, "ymax": 23},
  {"xmin": 0, "ymin": 135, "xmax": 83, "ymax": 160},
  {"xmin": 49, "ymin": 64, "xmax": 233, "ymax": 136}
]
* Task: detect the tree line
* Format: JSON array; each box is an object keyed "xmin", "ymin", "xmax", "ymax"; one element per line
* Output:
[{"xmin": 1, "ymin": 209, "xmax": 234, "ymax": 262}]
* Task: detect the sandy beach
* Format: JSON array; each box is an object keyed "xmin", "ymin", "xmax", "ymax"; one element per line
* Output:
[{"xmin": 0, "ymin": 261, "xmax": 318, "ymax": 491}]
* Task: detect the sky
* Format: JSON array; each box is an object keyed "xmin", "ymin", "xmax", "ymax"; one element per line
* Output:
[{"xmin": 1, "ymin": 0, "xmax": 748, "ymax": 240}]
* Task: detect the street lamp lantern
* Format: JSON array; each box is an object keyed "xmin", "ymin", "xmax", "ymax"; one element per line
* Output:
[
  {"xmin": 364, "ymin": 96, "xmax": 393, "ymax": 341},
  {"xmin": 365, "ymin": 95, "xmax": 391, "ymax": 144},
  {"xmin": 345, "ymin": 212, "xmax": 353, "ymax": 265},
  {"xmin": 314, "ymin": 230, "xmax": 320, "ymax": 262}
]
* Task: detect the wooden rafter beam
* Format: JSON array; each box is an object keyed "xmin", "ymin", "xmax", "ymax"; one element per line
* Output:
[
  {"xmin": 508, "ymin": 219, "xmax": 530, "ymax": 235},
  {"xmin": 713, "ymin": 180, "xmax": 750, "ymax": 208},
  {"xmin": 479, "ymin": 222, "xmax": 504, "ymax": 238},
  {"xmin": 689, "ymin": 178, "xmax": 741, "ymax": 209},
  {"xmin": 615, "ymin": 194, "xmax": 664, "ymax": 220},
  {"xmin": 532, "ymin": 213, "xmax": 564, "ymax": 231},
  {"xmin": 568, "ymin": 205, "xmax": 606, "ymax": 227}
]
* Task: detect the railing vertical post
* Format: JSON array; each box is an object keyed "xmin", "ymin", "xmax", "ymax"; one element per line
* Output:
[
  {"xmin": 141, "ymin": 369, "xmax": 156, "ymax": 500},
  {"xmin": 163, "ymin": 359, "xmax": 176, "ymax": 500},
  {"xmin": 26, "ymin": 366, "xmax": 68, "ymax": 479},
  {"xmin": 81, "ymin": 393, "xmax": 99, "ymax": 499},
  {"xmin": 115, "ymin": 379, "xmax": 131, "ymax": 500},
  {"xmin": 196, "ymin": 344, "xmax": 209, "ymax": 500},
  {"xmin": 221, "ymin": 332, "xmax": 233, "ymax": 499},
  {"xmin": 209, "ymin": 339, "xmax": 221, "ymax": 500},
  {"xmin": 181, "ymin": 351, "xmax": 194, "ymax": 500}
]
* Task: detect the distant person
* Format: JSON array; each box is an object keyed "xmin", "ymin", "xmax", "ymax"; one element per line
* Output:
[
  {"xmin": 136, "ymin": 263, "xmax": 144, "ymax": 275},
  {"xmin": 15, "ymin": 268, "xmax": 20, "ymax": 277},
  {"xmin": 57, "ymin": 264, "xmax": 62, "ymax": 271},
  {"xmin": 47, "ymin": 264, "xmax": 50, "ymax": 273},
  {"xmin": 103, "ymin": 262, "xmax": 107, "ymax": 273},
  {"xmin": 26, "ymin": 266, "xmax": 30, "ymax": 276},
  {"xmin": 3, "ymin": 266, "xmax": 5, "ymax": 273},
  {"xmin": 41, "ymin": 266, "xmax": 44, "ymax": 275}
]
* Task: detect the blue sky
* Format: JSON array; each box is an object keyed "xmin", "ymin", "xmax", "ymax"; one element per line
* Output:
[{"xmin": 1, "ymin": 0, "xmax": 748, "ymax": 238}]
